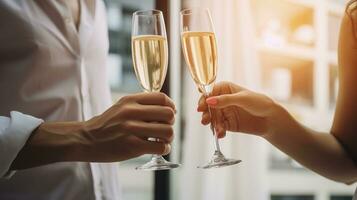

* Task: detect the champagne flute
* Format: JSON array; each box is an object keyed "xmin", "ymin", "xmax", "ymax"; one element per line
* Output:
[
  {"xmin": 180, "ymin": 8, "xmax": 241, "ymax": 169},
  {"xmin": 131, "ymin": 10, "xmax": 180, "ymax": 170}
]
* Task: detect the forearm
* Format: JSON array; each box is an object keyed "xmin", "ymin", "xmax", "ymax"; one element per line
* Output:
[
  {"xmin": 265, "ymin": 105, "xmax": 357, "ymax": 184},
  {"xmin": 11, "ymin": 121, "xmax": 87, "ymax": 170}
]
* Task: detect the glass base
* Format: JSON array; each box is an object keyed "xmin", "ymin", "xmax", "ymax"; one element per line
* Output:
[
  {"xmin": 136, "ymin": 156, "xmax": 180, "ymax": 171},
  {"xmin": 198, "ymin": 150, "xmax": 241, "ymax": 169}
]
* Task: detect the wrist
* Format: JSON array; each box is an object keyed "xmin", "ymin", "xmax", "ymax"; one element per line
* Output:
[
  {"xmin": 263, "ymin": 102, "xmax": 298, "ymax": 140},
  {"xmin": 12, "ymin": 121, "xmax": 87, "ymax": 170}
]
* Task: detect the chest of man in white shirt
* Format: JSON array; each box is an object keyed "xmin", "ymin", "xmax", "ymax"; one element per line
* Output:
[{"xmin": 0, "ymin": 1, "xmax": 121, "ymax": 199}]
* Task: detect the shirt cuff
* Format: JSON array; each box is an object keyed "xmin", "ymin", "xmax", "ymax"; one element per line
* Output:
[{"xmin": 0, "ymin": 111, "xmax": 43, "ymax": 178}]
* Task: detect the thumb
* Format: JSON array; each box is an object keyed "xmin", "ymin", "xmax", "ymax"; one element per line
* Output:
[
  {"xmin": 206, "ymin": 93, "xmax": 248, "ymax": 109},
  {"xmin": 206, "ymin": 90, "xmax": 275, "ymax": 117}
]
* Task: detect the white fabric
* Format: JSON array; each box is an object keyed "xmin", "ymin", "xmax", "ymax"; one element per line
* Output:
[
  {"xmin": 0, "ymin": 0, "xmax": 121, "ymax": 199},
  {"xmin": 354, "ymin": 187, "xmax": 357, "ymax": 200},
  {"xmin": 0, "ymin": 112, "xmax": 43, "ymax": 178}
]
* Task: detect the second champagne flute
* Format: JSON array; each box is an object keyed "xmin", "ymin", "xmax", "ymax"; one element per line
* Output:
[
  {"xmin": 131, "ymin": 10, "xmax": 180, "ymax": 170},
  {"xmin": 180, "ymin": 8, "xmax": 241, "ymax": 169}
]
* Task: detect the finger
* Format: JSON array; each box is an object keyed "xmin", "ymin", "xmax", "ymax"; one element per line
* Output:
[
  {"xmin": 215, "ymin": 124, "xmax": 226, "ymax": 138},
  {"xmin": 125, "ymin": 105, "xmax": 175, "ymax": 124},
  {"xmin": 212, "ymin": 108, "xmax": 225, "ymax": 129},
  {"xmin": 124, "ymin": 121, "xmax": 174, "ymax": 143},
  {"xmin": 201, "ymin": 112, "xmax": 211, "ymax": 125},
  {"xmin": 135, "ymin": 92, "xmax": 176, "ymax": 111},
  {"xmin": 210, "ymin": 108, "xmax": 226, "ymax": 138},
  {"xmin": 206, "ymin": 93, "xmax": 245, "ymax": 108},
  {"xmin": 197, "ymin": 95, "xmax": 208, "ymax": 112},
  {"xmin": 140, "ymin": 141, "xmax": 171, "ymax": 155},
  {"xmin": 206, "ymin": 91, "xmax": 274, "ymax": 116},
  {"xmin": 217, "ymin": 129, "xmax": 226, "ymax": 139},
  {"xmin": 218, "ymin": 120, "xmax": 230, "ymax": 138}
]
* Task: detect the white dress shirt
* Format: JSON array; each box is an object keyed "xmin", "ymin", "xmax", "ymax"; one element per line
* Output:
[
  {"xmin": 0, "ymin": 112, "xmax": 43, "ymax": 178},
  {"xmin": 0, "ymin": 0, "xmax": 122, "ymax": 199}
]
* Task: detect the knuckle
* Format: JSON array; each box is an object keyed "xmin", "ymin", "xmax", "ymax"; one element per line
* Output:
[
  {"xmin": 165, "ymin": 127, "xmax": 174, "ymax": 142},
  {"xmin": 118, "ymin": 104, "xmax": 139, "ymax": 117},
  {"xmin": 117, "ymin": 106, "xmax": 130, "ymax": 117},
  {"xmin": 169, "ymin": 116, "xmax": 175, "ymax": 125},
  {"xmin": 157, "ymin": 92, "xmax": 168, "ymax": 104},
  {"xmin": 262, "ymin": 94, "xmax": 275, "ymax": 107},
  {"xmin": 119, "ymin": 95, "xmax": 133, "ymax": 103},
  {"xmin": 166, "ymin": 108, "xmax": 175, "ymax": 120},
  {"xmin": 123, "ymin": 120, "xmax": 136, "ymax": 131},
  {"xmin": 157, "ymin": 126, "xmax": 174, "ymax": 142}
]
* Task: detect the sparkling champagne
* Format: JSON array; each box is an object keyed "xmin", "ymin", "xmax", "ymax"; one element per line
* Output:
[
  {"xmin": 132, "ymin": 35, "xmax": 168, "ymax": 92},
  {"xmin": 181, "ymin": 31, "xmax": 217, "ymax": 86}
]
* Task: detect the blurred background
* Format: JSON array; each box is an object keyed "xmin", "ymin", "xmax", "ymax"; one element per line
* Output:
[{"xmin": 103, "ymin": 0, "xmax": 357, "ymax": 199}]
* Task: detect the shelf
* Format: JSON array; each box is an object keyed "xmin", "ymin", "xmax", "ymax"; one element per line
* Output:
[
  {"xmin": 286, "ymin": 103, "xmax": 334, "ymax": 131},
  {"xmin": 257, "ymin": 42, "xmax": 315, "ymax": 61},
  {"xmin": 258, "ymin": 50, "xmax": 315, "ymax": 110},
  {"xmin": 252, "ymin": 0, "xmax": 315, "ymax": 46}
]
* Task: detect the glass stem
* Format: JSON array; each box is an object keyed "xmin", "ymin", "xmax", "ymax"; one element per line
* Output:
[
  {"xmin": 207, "ymin": 106, "xmax": 222, "ymax": 152},
  {"xmin": 203, "ymin": 86, "xmax": 222, "ymax": 153}
]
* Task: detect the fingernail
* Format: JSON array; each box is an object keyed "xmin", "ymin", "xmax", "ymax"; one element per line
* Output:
[{"xmin": 206, "ymin": 97, "xmax": 218, "ymax": 106}]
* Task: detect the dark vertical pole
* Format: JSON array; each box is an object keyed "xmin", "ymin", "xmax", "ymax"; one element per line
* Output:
[{"xmin": 155, "ymin": 1, "xmax": 170, "ymax": 200}]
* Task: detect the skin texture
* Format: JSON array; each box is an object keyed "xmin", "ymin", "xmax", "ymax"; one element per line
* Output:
[
  {"xmin": 11, "ymin": 92, "xmax": 176, "ymax": 170},
  {"xmin": 197, "ymin": 6, "xmax": 357, "ymax": 184},
  {"xmin": 332, "ymin": 0, "xmax": 357, "ymax": 165}
]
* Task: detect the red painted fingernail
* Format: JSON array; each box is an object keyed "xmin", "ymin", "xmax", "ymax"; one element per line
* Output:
[{"xmin": 206, "ymin": 97, "xmax": 218, "ymax": 106}]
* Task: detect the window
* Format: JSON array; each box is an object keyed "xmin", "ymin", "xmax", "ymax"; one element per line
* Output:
[{"xmin": 271, "ymin": 195, "xmax": 314, "ymax": 200}]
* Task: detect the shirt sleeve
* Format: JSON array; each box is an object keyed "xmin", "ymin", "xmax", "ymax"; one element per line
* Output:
[{"xmin": 0, "ymin": 111, "xmax": 43, "ymax": 178}]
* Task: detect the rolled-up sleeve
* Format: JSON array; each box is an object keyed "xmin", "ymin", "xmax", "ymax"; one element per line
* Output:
[{"xmin": 0, "ymin": 111, "xmax": 43, "ymax": 178}]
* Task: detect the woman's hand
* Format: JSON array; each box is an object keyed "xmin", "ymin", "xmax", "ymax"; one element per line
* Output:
[
  {"xmin": 198, "ymin": 81, "xmax": 288, "ymax": 138},
  {"xmin": 198, "ymin": 82, "xmax": 357, "ymax": 183},
  {"xmin": 12, "ymin": 92, "xmax": 176, "ymax": 169}
]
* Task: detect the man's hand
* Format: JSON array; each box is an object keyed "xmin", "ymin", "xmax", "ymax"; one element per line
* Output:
[{"xmin": 11, "ymin": 92, "xmax": 176, "ymax": 170}]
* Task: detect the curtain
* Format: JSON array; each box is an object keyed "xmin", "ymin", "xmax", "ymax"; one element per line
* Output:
[{"xmin": 177, "ymin": 0, "xmax": 270, "ymax": 200}]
